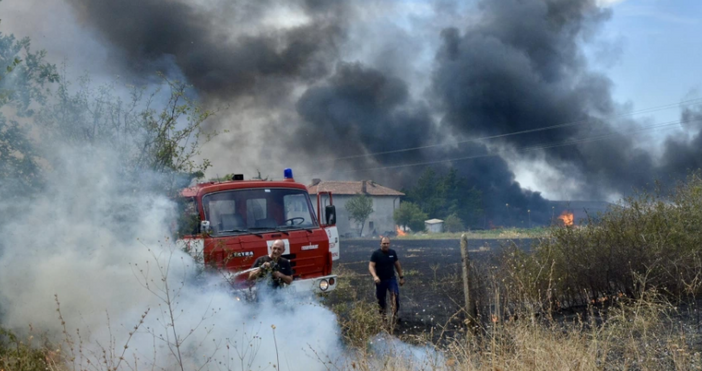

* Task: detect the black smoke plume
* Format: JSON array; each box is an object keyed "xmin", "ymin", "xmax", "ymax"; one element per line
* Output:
[
  {"xmin": 66, "ymin": 0, "xmax": 347, "ymax": 99},
  {"xmin": 57, "ymin": 0, "xmax": 702, "ymax": 225},
  {"xmin": 291, "ymin": 0, "xmax": 617, "ymax": 224},
  {"xmin": 431, "ymin": 0, "xmax": 702, "ymax": 203}
]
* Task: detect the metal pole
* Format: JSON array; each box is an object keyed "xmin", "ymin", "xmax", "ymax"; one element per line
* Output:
[{"xmin": 460, "ymin": 233, "xmax": 476, "ymax": 330}]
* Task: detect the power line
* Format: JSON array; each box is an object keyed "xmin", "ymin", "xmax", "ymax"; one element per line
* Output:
[
  {"xmin": 336, "ymin": 117, "xmax": 697, "ymax": 174},
  {"xmin": 321, "ymin": 97, "xmax": 702, "ymax": 163}
]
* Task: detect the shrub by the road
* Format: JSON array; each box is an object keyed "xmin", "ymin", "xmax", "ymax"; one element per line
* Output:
[{"xmin": 501, "ymin": 172, "xmax": 702, "ymax": 312}]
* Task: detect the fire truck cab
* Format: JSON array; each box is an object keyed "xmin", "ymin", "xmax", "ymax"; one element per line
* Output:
[{"xmin": 175, "ymin": 169, "xmax": 339, "ymax": 293}]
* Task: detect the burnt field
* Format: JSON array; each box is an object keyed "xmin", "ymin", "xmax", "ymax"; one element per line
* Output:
[{"xmin": 327, "ymin": 237, "xmax": 536, "ymax": 338}]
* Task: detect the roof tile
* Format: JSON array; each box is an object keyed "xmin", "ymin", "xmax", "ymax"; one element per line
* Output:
[{"xmin": 308, "ymin": 180, "xmax": 404, "ymax": 196}]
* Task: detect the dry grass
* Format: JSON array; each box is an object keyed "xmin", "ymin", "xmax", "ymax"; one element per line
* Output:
[
  {"xmin": 4, "ymin": 276, "xmax": 702, "ymax": 370},
  {"xmin": 328, "ymin": 173, "xmax": 702, "ymax": 370},
  {"xmin": 0, "ymin": 327, "xmax": 67, "ymax": 371},
  {"xmin": 327, "ymin": 280, "xmax": 702, "ymax": 371},
  {"xmin": 7, "ymin": 292, "xmax": 701, "ymax": 371}
]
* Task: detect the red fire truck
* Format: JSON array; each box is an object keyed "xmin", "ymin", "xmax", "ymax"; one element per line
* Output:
[{"xmin": 175, "ymin": 169, "xmax": 339, "ymax": 293}]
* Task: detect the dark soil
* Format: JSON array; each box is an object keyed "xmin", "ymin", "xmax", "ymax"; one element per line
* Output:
[{"xmin": 327, "ymin": 238, "xmax": 535, "ymax": 340}]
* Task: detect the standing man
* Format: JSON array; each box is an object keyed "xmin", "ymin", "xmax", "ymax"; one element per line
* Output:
[
  {"xmin": 369, "ymin": 237, "xmax": 404, "ymax": 318},
  {"xmin": 248, "ymin": 239, "xmax": 293, "ymax": 288}
]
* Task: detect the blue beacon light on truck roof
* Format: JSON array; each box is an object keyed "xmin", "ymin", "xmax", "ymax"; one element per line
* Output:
[{"xmin": 284, "ymin": 168, "xmax": 293, "ymax": 179}]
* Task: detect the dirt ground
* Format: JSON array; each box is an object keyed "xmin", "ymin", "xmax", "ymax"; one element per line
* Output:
[{"xmin": 327, "ymin": 237, "xmax": 535, "ymax": 339}]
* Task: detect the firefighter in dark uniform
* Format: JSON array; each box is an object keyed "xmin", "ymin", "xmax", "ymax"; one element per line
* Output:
[
  {"xmin": 248, "ymin": 239, "xmax": 293, "ymax": 288},
  {"xmin": 369, "ymin": 237, "xmax": 405, "ymax": 317}
]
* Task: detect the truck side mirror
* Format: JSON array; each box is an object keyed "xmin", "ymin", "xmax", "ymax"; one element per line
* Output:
[
  {"xmin": 325, "ymin": 205, "xmax": 336, "ymax": 226},
  {"xmin": 200, "ymin": 220, "xmax": 213, "ymax": 234}
]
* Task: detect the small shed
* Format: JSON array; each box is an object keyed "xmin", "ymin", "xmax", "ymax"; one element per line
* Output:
[{"xmin": 424, "ymin": 219, "xmax": 444, "ymax": 233}]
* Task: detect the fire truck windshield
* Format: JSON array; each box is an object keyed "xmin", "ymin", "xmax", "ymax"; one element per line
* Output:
[{"xmin": 202, "ymin": 188, "xmax": 318, "ymax": 235}]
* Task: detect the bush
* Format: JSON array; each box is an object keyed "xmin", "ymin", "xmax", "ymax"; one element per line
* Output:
[
  {"xmin": 443, "ymin": 213, "xmax": 464, "ymax": 232},
  {"xmin": 394, "ymin": 202, "xmax": 427, "ymax": 233},
  {"xmin": 0, "ymin": 328, "xmax": 52, "ymax": 371},
  {"xmin": 499, "ymin": 172, "xmax": 702, "ymax": 312}
]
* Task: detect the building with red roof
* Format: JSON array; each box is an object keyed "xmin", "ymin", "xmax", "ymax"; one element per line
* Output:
[{"xmin": 308, "ymin": 179, "xmax": 404, "ymax": 237}]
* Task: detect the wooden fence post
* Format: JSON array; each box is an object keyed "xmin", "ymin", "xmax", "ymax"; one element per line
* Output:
[{"xmin": 460, "ymin": 233, "xmax": 476, "ymax": 330}]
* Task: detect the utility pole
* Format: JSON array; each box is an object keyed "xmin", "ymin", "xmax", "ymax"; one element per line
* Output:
[
  {"xmin": 460, "ymin": 233, "xmax": 476, "ymax": 334},
  {"xmin": 505, "ymin": 203, "xmax": 510, "ymax": 227}
]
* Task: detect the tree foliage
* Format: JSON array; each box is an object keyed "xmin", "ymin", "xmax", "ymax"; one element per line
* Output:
[
  {"xmin": 403, "ymin": 167, "xmax": 483, "ymax": 227},
  {"xmin": 393, "ymin": 202, "xmax": 427, "ymax": 233},
  {"xmin": 34, "ymin": 72, "xmax": 214, "ymax": 191},
  {"xmin": 0, "ymin": 35, "xmax": 58, "ymax": 114},
  {"xmin": 346, "ymin": 193, "xmax": 374, "ymax": 236},
  {"xmin": 1, "ymin": 29, "xmax": 217, "ymax": 206},
  {"xmin": 443, "ymin": 213, "xmax": 464, "ymax": 232},
  {"xmin": 0, "ymin": 31, "xmax": 58, "ymax": 196}
]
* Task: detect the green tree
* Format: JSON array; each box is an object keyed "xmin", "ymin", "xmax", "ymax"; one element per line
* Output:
[
  {"xmin": 443, "ymin": 213, "xmax": 464, "ymax": 232},
  {"xmin": 393, "ymin": 201, "xmax": 415, "ymax": 229},
  {"xmin": 441, "ymin": 168, "xmax": 483, "ymax": 226},
  {"xmin": 394, "ymin": 202, "xmax": 427, "ymax": 233},
  {"xmin": 0, "ymin": 30, "xmax": 58, "ymax": 197},
  {"xmin": 346, "ymin": 194, "xmax": 374, "ymax": 236},
  {"xmin": 1, "ymin": 15, "xmax": 213, "ymax": 192},
  {"xmin": 404, "ymin": 167, "xmax": 483, "ymax": 226},
  {"xmin": 405, "ymin": 168, "xmax": 443, "ymax": 217},
  {"xmin": 0, "ymin": 28, "xmax": 217, "ymax": 225},
  {"xmin": 34, "ymin": 72, "xmax": 214, "ymax": 191}
]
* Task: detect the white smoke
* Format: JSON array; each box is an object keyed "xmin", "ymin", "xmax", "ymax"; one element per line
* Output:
[
  {"xmin": 0, "ymin": 146, "xmax": 345, "ymax": 370},
  {"xmin": 0, "ymin": 144, "xmax": 444, "ymax": 370}
]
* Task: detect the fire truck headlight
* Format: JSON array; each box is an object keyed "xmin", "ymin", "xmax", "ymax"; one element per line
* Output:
[{"xmin": 319, "ymin": 279, "xmax": 329, "ymax": 291}]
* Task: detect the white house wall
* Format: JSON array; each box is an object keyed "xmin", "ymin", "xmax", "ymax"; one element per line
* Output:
[{"xmin": 314, "ymin": 195, "xmax": 400, "ymax": 237}]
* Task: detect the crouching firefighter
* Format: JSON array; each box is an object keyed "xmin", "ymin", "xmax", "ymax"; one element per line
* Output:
[{"xmin": 248, "ymin": 239, "xmax": 293, "ymax": 289}]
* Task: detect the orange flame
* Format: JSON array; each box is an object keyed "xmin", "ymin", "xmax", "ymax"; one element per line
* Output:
[
  {"xmin": 396, "ymin": 225, "xmax": 407, "ymax": 236},
  {"xmin": 558, "ymin": 211, "xmax": 574, "ymax": 226}
]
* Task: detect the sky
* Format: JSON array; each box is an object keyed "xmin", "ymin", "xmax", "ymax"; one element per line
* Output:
[{"xmin": 598, "ymin": 0, "xmax": 702, "ymax": 120}]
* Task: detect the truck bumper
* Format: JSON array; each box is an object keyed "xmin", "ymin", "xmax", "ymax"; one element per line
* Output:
[
  {"xmin": 289, "ymin": 274, "xmax": 338, "ymax": 294},
  {"xmin": 228, "ymin": 275, "xmax": 339, "ymax": 300}
]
